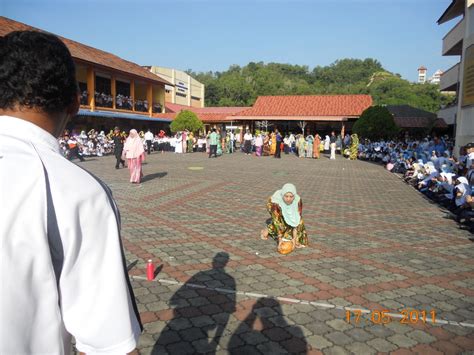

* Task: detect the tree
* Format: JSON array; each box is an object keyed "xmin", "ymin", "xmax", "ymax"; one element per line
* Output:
[
  {"xmin": 170, "ymin": 110, "xmax": 203, "ymax": 133},
  {"xmin": 187, "ymin": 59, "xmax": 448, "ymax": 112},
  {"xmin": 352, "ymin": 106, "xmax": 399, "ymax": 140},
  {"xmin": 297, "ymin": 121, "xmax": 307, "ymax": 134}
]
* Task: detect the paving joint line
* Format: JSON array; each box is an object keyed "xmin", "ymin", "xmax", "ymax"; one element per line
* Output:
[{"xmin": 131, "ymin": 275, "xmax": 474, "ymax": 328}]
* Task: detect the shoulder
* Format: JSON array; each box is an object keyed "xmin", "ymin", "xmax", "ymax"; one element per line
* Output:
[{"xmin": 39, "ymin": 146, "xmax": 115, "ymax": 206}]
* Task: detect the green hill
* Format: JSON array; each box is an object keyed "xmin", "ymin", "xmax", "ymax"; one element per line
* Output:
[{"xmin": 186, "ymin": 58, "xmax": 453, "ymax": 113}]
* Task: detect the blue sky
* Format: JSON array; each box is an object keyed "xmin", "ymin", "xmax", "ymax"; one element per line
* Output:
[{"xmin": 2, "ymin": 0, "xmax": 460, "ymax": 82}]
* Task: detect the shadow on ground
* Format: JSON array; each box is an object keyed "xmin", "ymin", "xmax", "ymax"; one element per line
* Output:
[
  {"xmin": 142, "ymin": 172, "xmax": 167, "ymax": 183},
  {"xmin": 151, "ymin": 252, "xmax": 308, "ymax": 354}
]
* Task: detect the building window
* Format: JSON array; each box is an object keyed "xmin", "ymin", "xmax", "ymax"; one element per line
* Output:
[
  {"xmin": 78, "ymin": 82, "xmax": 88, "ymax": 105},
  {"xmin": 95, "ymin": 76, "xmax": 113, "ymax": 108},
  {"xmin": 191, "ymin": 96, "xmax": 201, "ymax": 101},
  {"xmin": 116, "ymin": 80, "xmax": 132, "ymax": 110},
  {"xmin": 176, "ymin": 92, "xmax": 187, "ymax": 98}
]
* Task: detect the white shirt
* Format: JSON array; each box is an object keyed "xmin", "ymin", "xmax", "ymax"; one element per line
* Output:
[
  {"xmin": 0, "ymin": 115, "xmax": 141, "ymax": 354},
  {"xmin": 144, "ymin": 131, "xmax": 154, "ymax": 141}
]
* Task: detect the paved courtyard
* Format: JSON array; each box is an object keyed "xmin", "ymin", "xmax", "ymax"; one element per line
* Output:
[{"xmin": 79, "ymin": 151, "xmax": 474, "ymax": 354}]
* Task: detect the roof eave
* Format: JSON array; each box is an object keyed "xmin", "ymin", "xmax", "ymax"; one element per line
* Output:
[
  {"xmin": 74, "ymin": 58, "xmax": 173, "ymax": 86},
  {"xmin": 437, "ymin": 0, "xmax": 465, "ymax": 25}
]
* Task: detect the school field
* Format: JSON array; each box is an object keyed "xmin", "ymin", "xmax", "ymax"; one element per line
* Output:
[{"xmin": 80, "ymin": 151, "xmax": 474, "ymax": 354}]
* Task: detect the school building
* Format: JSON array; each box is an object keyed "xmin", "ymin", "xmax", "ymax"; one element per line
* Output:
[
  {"xmin": 0, "ymin": 16, "xmax": 174, "ymax": 133},
  {"xmin": 146, "ymin": 66, "xmax": 205, "ymax": 108}
]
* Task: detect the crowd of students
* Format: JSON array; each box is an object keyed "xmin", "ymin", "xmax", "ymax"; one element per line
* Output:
[
  {"xmin": 89, "ymin": 92, "xmax": 155, "ymax": 112},
  {"xmin": 355, "ymin": 135, "xmax": 474, "ymax": 232},
  {"xmin": 64, "ymin": 129, "xmax": 474, "ymax": 233}
]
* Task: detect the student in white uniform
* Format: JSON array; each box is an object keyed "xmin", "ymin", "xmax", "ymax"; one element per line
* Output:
[{"xmin": 0, "ymin": 30, "xmax": 141, "ymax": 355}]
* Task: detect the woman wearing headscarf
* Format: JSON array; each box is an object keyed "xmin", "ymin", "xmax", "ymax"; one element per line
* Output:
[
  {"xmin": 349, "ymin": 134, "xmax": 359, "ymax": 160},
  {"xmin": 313, "ymin": 133, "xmax": 321, "ymax": 159},
  {"xmin": 305, "ymin": 134, "xmax": 314, "ymax": 158},
  {"xmin": 454, "ymin": 177, "xmax": 472, "ymax": 212},
  {"xmin": 123, "ymin": 129, "xmax": 145, "ymax": 183},
  {"xmin": 260, "ymin": 183, "xmax": 308, "ymax": 252},
  {"xmin": 298, "ymin": 135, "xmax": 306, "ymax": 158},
  {"xmin": 324, "ymin": 135, "xmax": 330, "ymax": 153},
  {"xmin": 270, "ymin": 132, "xmax": 277, "ymax": 155},
  {"xmin": 255, "ymin": 134, "xmax": 263, "ymax": 157},
  {"xmin": 263, "ymin": 134, "xmax": 271, "ymax": 156}
]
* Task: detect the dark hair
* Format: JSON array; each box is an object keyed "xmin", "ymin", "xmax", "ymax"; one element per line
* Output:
[{"xmin": 0, "ymin": 31, "xmax": 78, "ymax": 114}]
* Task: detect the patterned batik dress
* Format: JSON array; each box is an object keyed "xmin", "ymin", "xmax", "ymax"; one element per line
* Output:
[{"xmin": 266, "ymin": 197, "xmax": 308, "ymax": 246}]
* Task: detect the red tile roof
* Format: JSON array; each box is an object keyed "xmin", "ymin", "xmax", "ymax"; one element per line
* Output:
[
  {"xmin": 165, "ymin": 103, "xmax": 249, "ymax": 122},
  {"xmin": 165, "ymin": 102, "xmax": 249, "ymax": 115},
  {"xmin": 237, "ymin": 95, "xmax": 373, "ymax": 117},
  {"xmin": 0, "ymin": 16, "xmax": 172, "ymax": 86}
]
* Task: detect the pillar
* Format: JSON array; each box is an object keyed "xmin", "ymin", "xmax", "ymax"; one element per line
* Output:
[
  {"xmin": 147, "ymin": 82, "xmax": 153, "ymax": 117},
  {"xmin": 171, "ymin": 69, "xmax": 176, "ymax": 104},
  {"xmin": 131, "ymin": 80, "xmax": 135, "ymax": 111},
  {"xmin": 187, "ymin": 75, "xmax": 191, "ymax": 106},
  {"xmin": 111, "ymin": 76, "xmax": 116, "ymax": 109},
  {"xmin": 87, "ymin": 67, "xmax": 95, "ymax": 111},
  {"xmin": 201, "ymin": 83, "xmax": 205, "ymax": 108}
]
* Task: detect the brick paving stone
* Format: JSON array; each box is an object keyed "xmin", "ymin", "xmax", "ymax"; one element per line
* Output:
[
  {"xmin": 289, "ymin": 312, "xmax": 316, "ymax": 325},
  {"xmin": 326, "ymin": 319, "xmax": 352, "ymax": 332},
  {"xmin": 79, "ymin": 154, "xmax": 474, "ymax": 354},
  {"xmin": 306, "ymin": 334, "xmax": 333, "ymax": 350},
  {"xmin": 387, "ymin": 333, "xmax": 419, "ymax": 348},
  {"xmin": 322, "ymin": 345, "xmax": 349, "ymax": 355},
  {"xmin": 406, "ymin": 329, "xmax": 436, "ymax": 344},
  {"xmin": 366, "ymin": 338, "xmax": 398, "ymax": 352},
  {"xmin": 165, "ymin": 341, "xmax": 195, "ymax": 354},
  {"xmin": 345, "ymin": 327, "xmax": 375, "ymax": 343},
  {"xmin": 344, "ymin": 342, "xmax": 377, "ymax": 354},
  {"xmin": 431, "ymin": 340, "xmax": 464, "ymax": 354},
  {"xmin": 325, "ymin": 331, "xmax": 353, "ymax": 346},
  {"xmin": 238, "ymin": 331, "xmax": 268, "ymax": 345},
  {"xmin": 179, "ymin": 327, "xmax": 206, "ymax": 342},
  {"xmin": 256, "ymin": 341, "xmax": 287, "ymax": 353}
]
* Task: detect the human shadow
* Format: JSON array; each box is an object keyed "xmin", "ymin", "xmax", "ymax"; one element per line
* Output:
[
  {"xmin": 152, "ymin": 252, "xmax": 236, "ymax": 355},
  {"xmin": 141, "ymin": 172, "xmax": 167, "ymax": 183},
  {"xmin": 228, "ymin": 297, "xmax": 308, "ymax": 354}
]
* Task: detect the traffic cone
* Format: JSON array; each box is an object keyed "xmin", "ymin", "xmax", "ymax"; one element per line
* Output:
[{"xmin": 146, "ymin": 259, "xmax": 154, "ymax": 281}]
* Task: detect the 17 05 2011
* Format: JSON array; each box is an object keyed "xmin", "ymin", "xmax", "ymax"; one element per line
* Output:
[{"xmin": 345, "ymin": 309, "xmax": 436, "ymax": 325}]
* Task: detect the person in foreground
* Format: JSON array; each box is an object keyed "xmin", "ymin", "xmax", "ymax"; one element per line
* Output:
[
  {"xmin": 0, "ymin": 30, "xmax": 141, "ymax": 354},
  {"xmin": 123, "ymin": 129, "xmax": 145, "ymax": 183},
  {"xmin": 261, "ymin": 183, "xmax": 308, "ymax": 254}
]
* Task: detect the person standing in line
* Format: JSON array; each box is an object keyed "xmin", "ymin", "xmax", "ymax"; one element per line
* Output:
[
  {"xmin": 181, "ymin": 130, "xmax": 187, "ymax": 154},
  {"xmin": 0, "ymin": 30, "xmax": 141, "ymax": 354},
  {"xmin": 113, "ymin": 126, "xmax": 126, "ymax": 169},
  {"xmin": 144, "ymin": 128, "xmax": 154, "ymax": 155},
  {"xmin": 313, "ymin": 133, "xmax": 321, "ymax": 159},
  {"xmin": 255, "ymin": 133, "xmax": 263, "ymax": 156},
  {"xmin": 298, "ymin": 134, "xmax": 306, "ymax": 158},
  {"xmin": 270, "ymin": 131, "xmax": 277, "ymax": 156},
  {"xmin": 123, "ymin": 129, "xmax": 145, "ymax": 183},
  {"xmin": 220, "ymin": 127, "xmax": 227, "ymax": 153},
  {"xmin": 209, "ymin": 128, "xmax": 219, "ymax": 158},
  {"xmin": 229, "ymin": 130, "xmax": 235, "ymax": 153},
  {"xmin": 305, "ymin": 133, "xmax": 314, "ymax": 158},
  {"xmin": 274, "ymin": 129, "xmax": 282, "ymax": 158},
  {"xmin": 330, "ymin": 131, "xmax": 337, "ymax": 160},
  {"xmin": 243, "ymin": 130, "xmax": 253, "ymax": 155}
]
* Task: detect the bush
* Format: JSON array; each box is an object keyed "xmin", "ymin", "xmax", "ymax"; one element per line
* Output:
[
  {"xmin": 352, "ymin": 106, "xmax": 399, "ymax": 140},
  {"xmin": 170, "ymin": 110, "xmax": 203, "ymax": 133}
]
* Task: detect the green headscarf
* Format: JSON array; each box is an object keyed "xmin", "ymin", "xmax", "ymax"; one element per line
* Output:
[{"xmin": 271, "ymin": 183, "xmax": 301, "ymax": 227}]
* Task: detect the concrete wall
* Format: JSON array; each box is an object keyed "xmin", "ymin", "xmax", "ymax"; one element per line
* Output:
[
  {"xmin": 149, "ymin": 66, "xmax": 205, "ymax": 108},
  {"xmin": 455, "ymin": 3, "xmax": 474, "ymax": 154}
]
